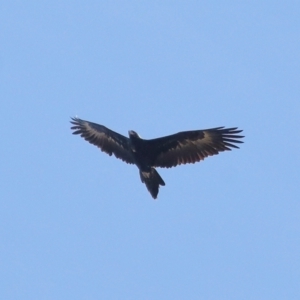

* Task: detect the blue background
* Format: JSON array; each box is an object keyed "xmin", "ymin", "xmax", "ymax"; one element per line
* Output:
[{"xmin": 1, "ymin": 2, "xmax": 299, "ymax": 299}]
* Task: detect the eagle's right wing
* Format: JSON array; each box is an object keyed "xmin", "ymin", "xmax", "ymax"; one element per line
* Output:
[{"xmin": 70, "ymin": 117, "xmax": 134, "ymax": 164}]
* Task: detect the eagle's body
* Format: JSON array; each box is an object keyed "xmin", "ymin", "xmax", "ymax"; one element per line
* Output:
[{"xmin": 70, "ymin": 117, "xmax": 244, "ymax": 199}]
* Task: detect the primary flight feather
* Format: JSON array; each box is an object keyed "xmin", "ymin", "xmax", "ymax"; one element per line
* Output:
[{"xmin": 70, "ymin": 117, "xmax": 244, "ymax": 199}]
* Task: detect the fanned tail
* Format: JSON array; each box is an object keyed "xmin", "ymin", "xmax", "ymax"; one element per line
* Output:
[{"xmin": 139, "ymin": 168, "xmax": 165, "ymax": 199}]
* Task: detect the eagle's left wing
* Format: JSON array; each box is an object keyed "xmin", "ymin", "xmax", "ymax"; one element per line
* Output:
[{"xmin": 145, "ymin": 127, "xmax": 244, "ymax": 168}]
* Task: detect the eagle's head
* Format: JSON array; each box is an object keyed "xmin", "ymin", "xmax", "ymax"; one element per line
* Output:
[{"xmin": 128, "ymin": 130, "xmax": 141, "ymax": 139}]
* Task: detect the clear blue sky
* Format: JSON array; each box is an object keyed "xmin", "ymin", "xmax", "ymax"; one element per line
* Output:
[{"xmin": 1, "ymin": 2, "xmax": 300, "ymax": 299}]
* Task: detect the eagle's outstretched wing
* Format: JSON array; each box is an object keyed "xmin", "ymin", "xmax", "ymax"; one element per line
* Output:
[
  {"xmin": 145, "ymin": 127, "xmax": 244, "ymax": 168},
  {"xmin": 70, "ymin": 117, "xmax": 134, "ymax": 164}
]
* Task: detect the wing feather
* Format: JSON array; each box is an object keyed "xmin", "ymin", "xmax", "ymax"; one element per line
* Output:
[
  {"xmin": 147, "ymin": 127, "xmax": 243, "ymax": 168},
  {"xmin": 70, "ymin": 117, "xmax": 134, "ymax": 164}
]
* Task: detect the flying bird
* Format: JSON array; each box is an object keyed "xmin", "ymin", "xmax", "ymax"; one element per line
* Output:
[{"xmin": 70, "ymin": 117, "xmax": 244, "ymax": 199}]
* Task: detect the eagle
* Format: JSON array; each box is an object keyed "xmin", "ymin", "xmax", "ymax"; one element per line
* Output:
[{"xmin": 70, "ymin": 117, "xmax": 244, "ymax": 199}]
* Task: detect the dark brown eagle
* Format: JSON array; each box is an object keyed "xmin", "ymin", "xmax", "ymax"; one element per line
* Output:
[{"xmin": 70, "ymin": 117, "xmax": 244, "ymax": 199}]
